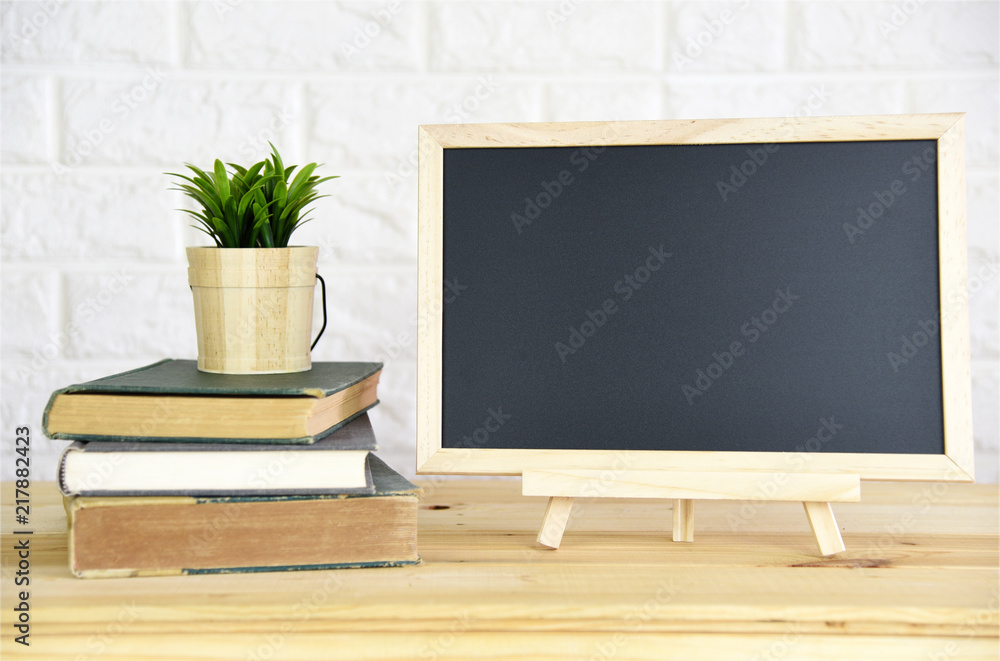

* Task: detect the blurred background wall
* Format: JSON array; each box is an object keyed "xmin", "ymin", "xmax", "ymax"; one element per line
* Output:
[{"xmin": 1, "ymin": 0, "xmax": 997, "ymax": 481}]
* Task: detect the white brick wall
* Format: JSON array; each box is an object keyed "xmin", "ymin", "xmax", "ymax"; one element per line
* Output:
[{"xmin": 1, "ymin": 0, "xmax": 997, "ymax": 483}]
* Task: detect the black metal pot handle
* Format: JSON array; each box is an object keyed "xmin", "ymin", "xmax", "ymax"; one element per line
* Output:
[{"xmin": 311, "ymin": 273, "xmax": 327, "ymax": 352}]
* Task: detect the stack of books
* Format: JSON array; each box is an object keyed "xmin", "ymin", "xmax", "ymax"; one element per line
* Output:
[{"xmin": 43, "ymin": 359, "xmax": 419, "ymax": 578}]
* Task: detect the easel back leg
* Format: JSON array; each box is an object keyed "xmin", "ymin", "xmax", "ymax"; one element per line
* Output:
[{"xmin": 672, "ymin": 499, "xmax": 694, "ymax": 542}]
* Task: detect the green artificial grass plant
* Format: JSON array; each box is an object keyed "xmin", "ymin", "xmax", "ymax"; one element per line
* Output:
[{"xmin": 168, "ymin": 144, "xmax": 337, "ymax": 248}]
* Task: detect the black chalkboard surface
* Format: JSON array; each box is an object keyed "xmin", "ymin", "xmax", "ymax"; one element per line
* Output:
[{"xmin": 441, "ymin": 140, "xmax": 943, "ymax": 455}]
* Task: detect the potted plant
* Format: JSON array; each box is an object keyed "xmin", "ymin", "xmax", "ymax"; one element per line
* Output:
[{"xmin": 169, "ymin": 144, "xmax": 336, "ymax": 374}]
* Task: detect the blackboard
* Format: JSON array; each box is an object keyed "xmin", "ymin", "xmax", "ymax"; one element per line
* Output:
[{"xmin": 417, "ymin": 117, "xmax": 972, "ymax": 481}]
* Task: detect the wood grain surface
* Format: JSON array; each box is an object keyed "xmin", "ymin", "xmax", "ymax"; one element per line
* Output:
[{"xmin": 2, "ymin": 479, "xmax": 996, "ymax": 660}]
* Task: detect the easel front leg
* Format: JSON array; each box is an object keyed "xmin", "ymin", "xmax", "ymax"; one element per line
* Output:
[
  {"xmin": 803, "ymin": 501, "xmax": 846, "ymax": 556},
  {"xmin": 672, "ymin": 499, "xmax": 694, "ymax": 542},
  {"xmin": 537, "ymin": 497, "xmax": 574, "ymax": 549}
]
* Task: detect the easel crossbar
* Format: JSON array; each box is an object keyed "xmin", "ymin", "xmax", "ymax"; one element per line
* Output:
[{"xmin": 523, "ymin": 469, "xmax": 861, "ymax": 502}]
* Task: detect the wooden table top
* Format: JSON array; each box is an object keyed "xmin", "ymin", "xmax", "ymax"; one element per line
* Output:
[{"xmin": 2, "ymin": 479, "xmax": 997, "ymax": 660}]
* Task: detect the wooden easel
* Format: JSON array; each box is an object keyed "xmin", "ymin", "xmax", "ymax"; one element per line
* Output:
[{"xmin": 523, "ymin": 469, "xmax": 861, "ymax": 556}]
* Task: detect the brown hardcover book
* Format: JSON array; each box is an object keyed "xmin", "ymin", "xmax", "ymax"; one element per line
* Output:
[
  {"xmin": 43, "ymin": 359, "xmax": 382, "ymax": 444},
  {"xmin": 65, "ymin": 455, "xmax": 420, "ymax": 578}
]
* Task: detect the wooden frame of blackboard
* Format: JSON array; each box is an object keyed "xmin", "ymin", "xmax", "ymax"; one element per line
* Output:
[{"xmin": 416, "ymin": 114, "xmax": 972, "ymax": 485}]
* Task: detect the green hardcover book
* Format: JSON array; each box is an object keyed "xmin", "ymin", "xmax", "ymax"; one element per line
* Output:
[
  {"xmin": 65, "ymin": 455, "xmax": 420, "ymax": 578},
  {"xmin": 43, "ymin": 359, "xmax": 382, "ymax": 444}
]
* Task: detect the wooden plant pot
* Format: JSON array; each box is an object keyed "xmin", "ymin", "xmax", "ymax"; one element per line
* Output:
[{"xmin": 186, "ymin": 246, "xmax": 322, "ymax": 374}]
